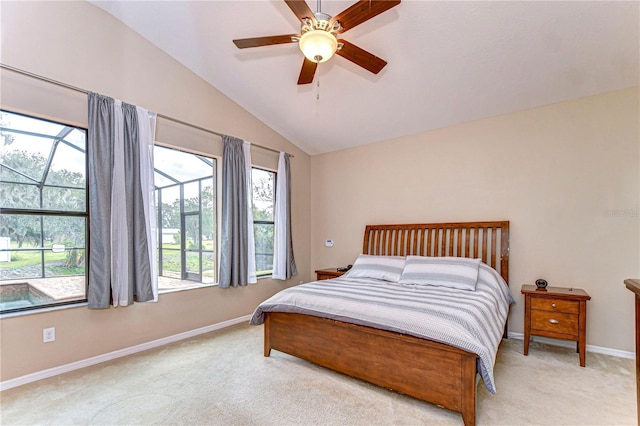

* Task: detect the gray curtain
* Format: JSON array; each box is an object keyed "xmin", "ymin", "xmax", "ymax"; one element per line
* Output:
[
  {"xmin": 218, "ymin": 135, "xmax": 249, "ymax": 288},
  {"xmin": 87, "ymin": 93, "xmax": 113, "ymax": 308},
  {"xmin": 87, "ymin": 92, "xmax": 156, "ymax": 308}
]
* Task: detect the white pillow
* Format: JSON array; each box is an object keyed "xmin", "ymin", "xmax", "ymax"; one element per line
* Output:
[
  {"xmin": 344, "ymin": 254, "xmax": 406, "ymax": 282},
  {"xmin": 398, "ymin": 256, "xmax": 481, "ymax": 291}
]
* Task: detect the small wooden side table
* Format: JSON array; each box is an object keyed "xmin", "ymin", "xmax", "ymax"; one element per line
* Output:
[
  {"xmin": 315, "ymin": 268, "xmax": 346, "ymax": 281},
  {"xmin": 521, "ymin": 284, "xmax": 591, "ymax": 367}
]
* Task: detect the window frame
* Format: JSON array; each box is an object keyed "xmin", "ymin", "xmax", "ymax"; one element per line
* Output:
[
  {"xmin": 0, "ymin": 110, "xmax": 89, "ymax": 315},
  {"xmin": 153, "ymin": 144, "xmax": 218, "ymax": 289},
  {"xmin": 251, "ymin": 166, "xmax": 276, "ymax": 278}
]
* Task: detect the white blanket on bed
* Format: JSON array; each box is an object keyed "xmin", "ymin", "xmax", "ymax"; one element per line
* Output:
[{"xmin": 250, "ymin": 263, "xmax": 514, "ymax": 394}]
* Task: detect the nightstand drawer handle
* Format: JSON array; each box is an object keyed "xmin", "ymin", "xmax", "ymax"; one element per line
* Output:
[
  {"xmin": 551, "ymin": 303, "xmax": 556, "ymax": 308},
  {"xmin": 549, "ymin": 319, "xmax": 559, "ymax": 324}
]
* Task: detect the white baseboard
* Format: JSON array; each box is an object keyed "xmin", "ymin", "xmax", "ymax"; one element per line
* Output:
[
  {"xmin": 0, "ymin": 314, "xmax": 253, "ymax": 392},
  {"xmin": 508, "ymin": 331, "xmax": 635, "ymax": 360}
]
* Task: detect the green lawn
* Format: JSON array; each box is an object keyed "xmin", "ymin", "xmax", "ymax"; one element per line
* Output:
[
  {"xmin": 0, "ymin": 247, "xmax": 84, "ymax": 278},
  {"xmin": 160, "ymin": 241, "xmax": 216, "ymax": 281},
  {"xmin": 2, "ymin": 241, "xmax": 219, "ymax": 281},
  {"xmin": 1, "ymin": 249, "xmax": 66, "ymax": 270}
]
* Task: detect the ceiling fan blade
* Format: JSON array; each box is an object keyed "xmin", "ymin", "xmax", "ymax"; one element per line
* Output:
[
  {"xmin": 297, "ymin": 58, "xmax": 318, "ymax": 85},
  {"xmin": 284, "ymin": 0, "xmax": 316, "ymax": 24},
  {"xmin": 233, "ymin": 34, "xmax": 298, "ymax": 49},
  {"xmin": 336, "ymin": 39, "xmax": 387, "ymax": 74},
  {"xmin": 331, "ymin": 0, "xmax": 401, "ymax": 33}
]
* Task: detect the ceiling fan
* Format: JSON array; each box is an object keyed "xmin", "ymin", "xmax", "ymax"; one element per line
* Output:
[{"xmin": 233, "ymin": 0, "xmax": 401, "ymax": 85}]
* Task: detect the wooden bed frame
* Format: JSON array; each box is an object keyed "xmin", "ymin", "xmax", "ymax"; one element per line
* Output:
[{"xmin": 263, "ymin": 221, "xmax": 510, "ymax": 426}]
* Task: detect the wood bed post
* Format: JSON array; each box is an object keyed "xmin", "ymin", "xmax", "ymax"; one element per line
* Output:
[
  {"xmin": 461, "ymin": 356, "xmax": 477, "ymax": 426},
  {"xmin": 264, "ymin": 313, "xmax": 272, "ymax": 357},
  {"xmin": 499, "ymin": 221, "xmax": 510, "ymax": 338},
  {"xmin": 500, "ymin": 221, "xmax": 510, "ymax": 283}
]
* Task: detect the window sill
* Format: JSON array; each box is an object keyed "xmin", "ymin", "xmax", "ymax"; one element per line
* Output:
[
  {"xmin": 0, "ymin": 300, "xmax": 87, "ymax": 319},
  {"xmin": 157, "ymin": 283, "xmax": 216, "ymax": 295}
]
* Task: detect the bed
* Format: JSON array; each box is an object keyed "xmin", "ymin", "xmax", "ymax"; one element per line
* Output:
[{"xmin": 251, "ymin": 221, "xmax": 511, "ymax": 426}]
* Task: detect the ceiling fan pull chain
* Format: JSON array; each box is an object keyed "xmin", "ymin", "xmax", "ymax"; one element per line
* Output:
[{"xmin": 316, "ymin": 79, "xmax": 320, "ymax": 101}]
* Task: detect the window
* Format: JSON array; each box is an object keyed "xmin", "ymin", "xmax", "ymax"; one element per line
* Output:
[
  {"xmin": 0, "ymin": 111, "xmax": 88, "ymax": 313},
  {"xmin": 154, "ymin": 145, "xmax": 216, "ymax": 290},
  {"xmin": 251, "ymin": 168, "xmax": 276, "ymax": 277}
]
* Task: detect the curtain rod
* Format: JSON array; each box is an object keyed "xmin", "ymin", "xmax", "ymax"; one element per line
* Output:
[{"xmin": 0, "ymin": 63, "xmax": 293, "ymax": 158}]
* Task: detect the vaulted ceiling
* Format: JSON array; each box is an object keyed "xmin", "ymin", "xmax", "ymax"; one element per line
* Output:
[{"xmin": 90, "ymin": 1, "xmax": 639, "ymax": 155}]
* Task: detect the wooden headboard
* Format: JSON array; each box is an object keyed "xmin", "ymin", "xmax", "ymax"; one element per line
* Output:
[{"xmin": 363, "ymin": 221, "xmax": 510, "ymax": 284}]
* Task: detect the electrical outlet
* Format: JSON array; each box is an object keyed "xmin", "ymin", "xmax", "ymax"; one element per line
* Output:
[{"xmin": 43, "ymin": 327, "xmax": 55, "ymax": 343}]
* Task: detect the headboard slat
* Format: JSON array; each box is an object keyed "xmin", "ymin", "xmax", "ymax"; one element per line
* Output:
[
  {"xmin": 491, "ymin": 227, "xmax": 497, "ymax": 268},
  {"xmin": 448, "ymin": 229, "xmax": 455, "ymax": 256},
  {"xmin": 465, "ymin": 228, "xmax": 471, "ymax": 258},
  {"xmin": 382, "ymin": 229, "xmax": 388, "ymax": 255},
  {"xmin": 425, "ymin": 229, "xmax": 430, "ymax": 256},
  {"xmin": 362, "ymin": 221, "xmax": 510, "ymax": 284},
  {"xmin": 473, "ymin": 228, "xmax": 479, "ymax": 261}
]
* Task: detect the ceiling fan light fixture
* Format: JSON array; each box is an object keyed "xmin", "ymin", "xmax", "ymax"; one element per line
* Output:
[{"xmin": 299, "ymin": 29, "xmax": 337, "ymax": 63}]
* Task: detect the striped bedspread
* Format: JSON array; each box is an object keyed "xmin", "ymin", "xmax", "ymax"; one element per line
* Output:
[{"xmin": 250, "ymin": 263, "xmax": 514, "ymax": 394}]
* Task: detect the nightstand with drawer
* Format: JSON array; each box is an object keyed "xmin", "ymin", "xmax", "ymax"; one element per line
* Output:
[
  {"xmin": 521, "ymin": 284, "xmax": 591, "ymax": 367},
  {"xmin": 315, "ymin": 268, "xmax": 347, "ymax": 281}
]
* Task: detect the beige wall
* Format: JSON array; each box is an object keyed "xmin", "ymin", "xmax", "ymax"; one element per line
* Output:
[
  {"xmin": 311, "ymin": 87, "xmax": 639, "ymax": 353},
  {"xmin": 0, "ymin": 1, "xmax": 311, "ymax": 381}
]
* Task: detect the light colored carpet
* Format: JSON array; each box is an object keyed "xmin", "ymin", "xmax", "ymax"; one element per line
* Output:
[{"xmin": 0, "ymin": 323, "xmax": 636, "ymax": 425}]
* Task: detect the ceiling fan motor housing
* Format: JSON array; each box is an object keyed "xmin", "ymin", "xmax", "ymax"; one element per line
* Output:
[{"xmin": 299, "ymin": 12, "xmax": 342, "ymax": 63}]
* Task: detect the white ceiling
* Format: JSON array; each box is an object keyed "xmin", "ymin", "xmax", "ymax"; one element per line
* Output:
[{"xmin": 89, "ymin": 1, "xmax": 639, "ymax": 156}]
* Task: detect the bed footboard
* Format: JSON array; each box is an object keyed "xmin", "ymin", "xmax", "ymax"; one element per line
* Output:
[{"xmin": 263, "ymin": 312, "xmax": 479, "ymax": 426}]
